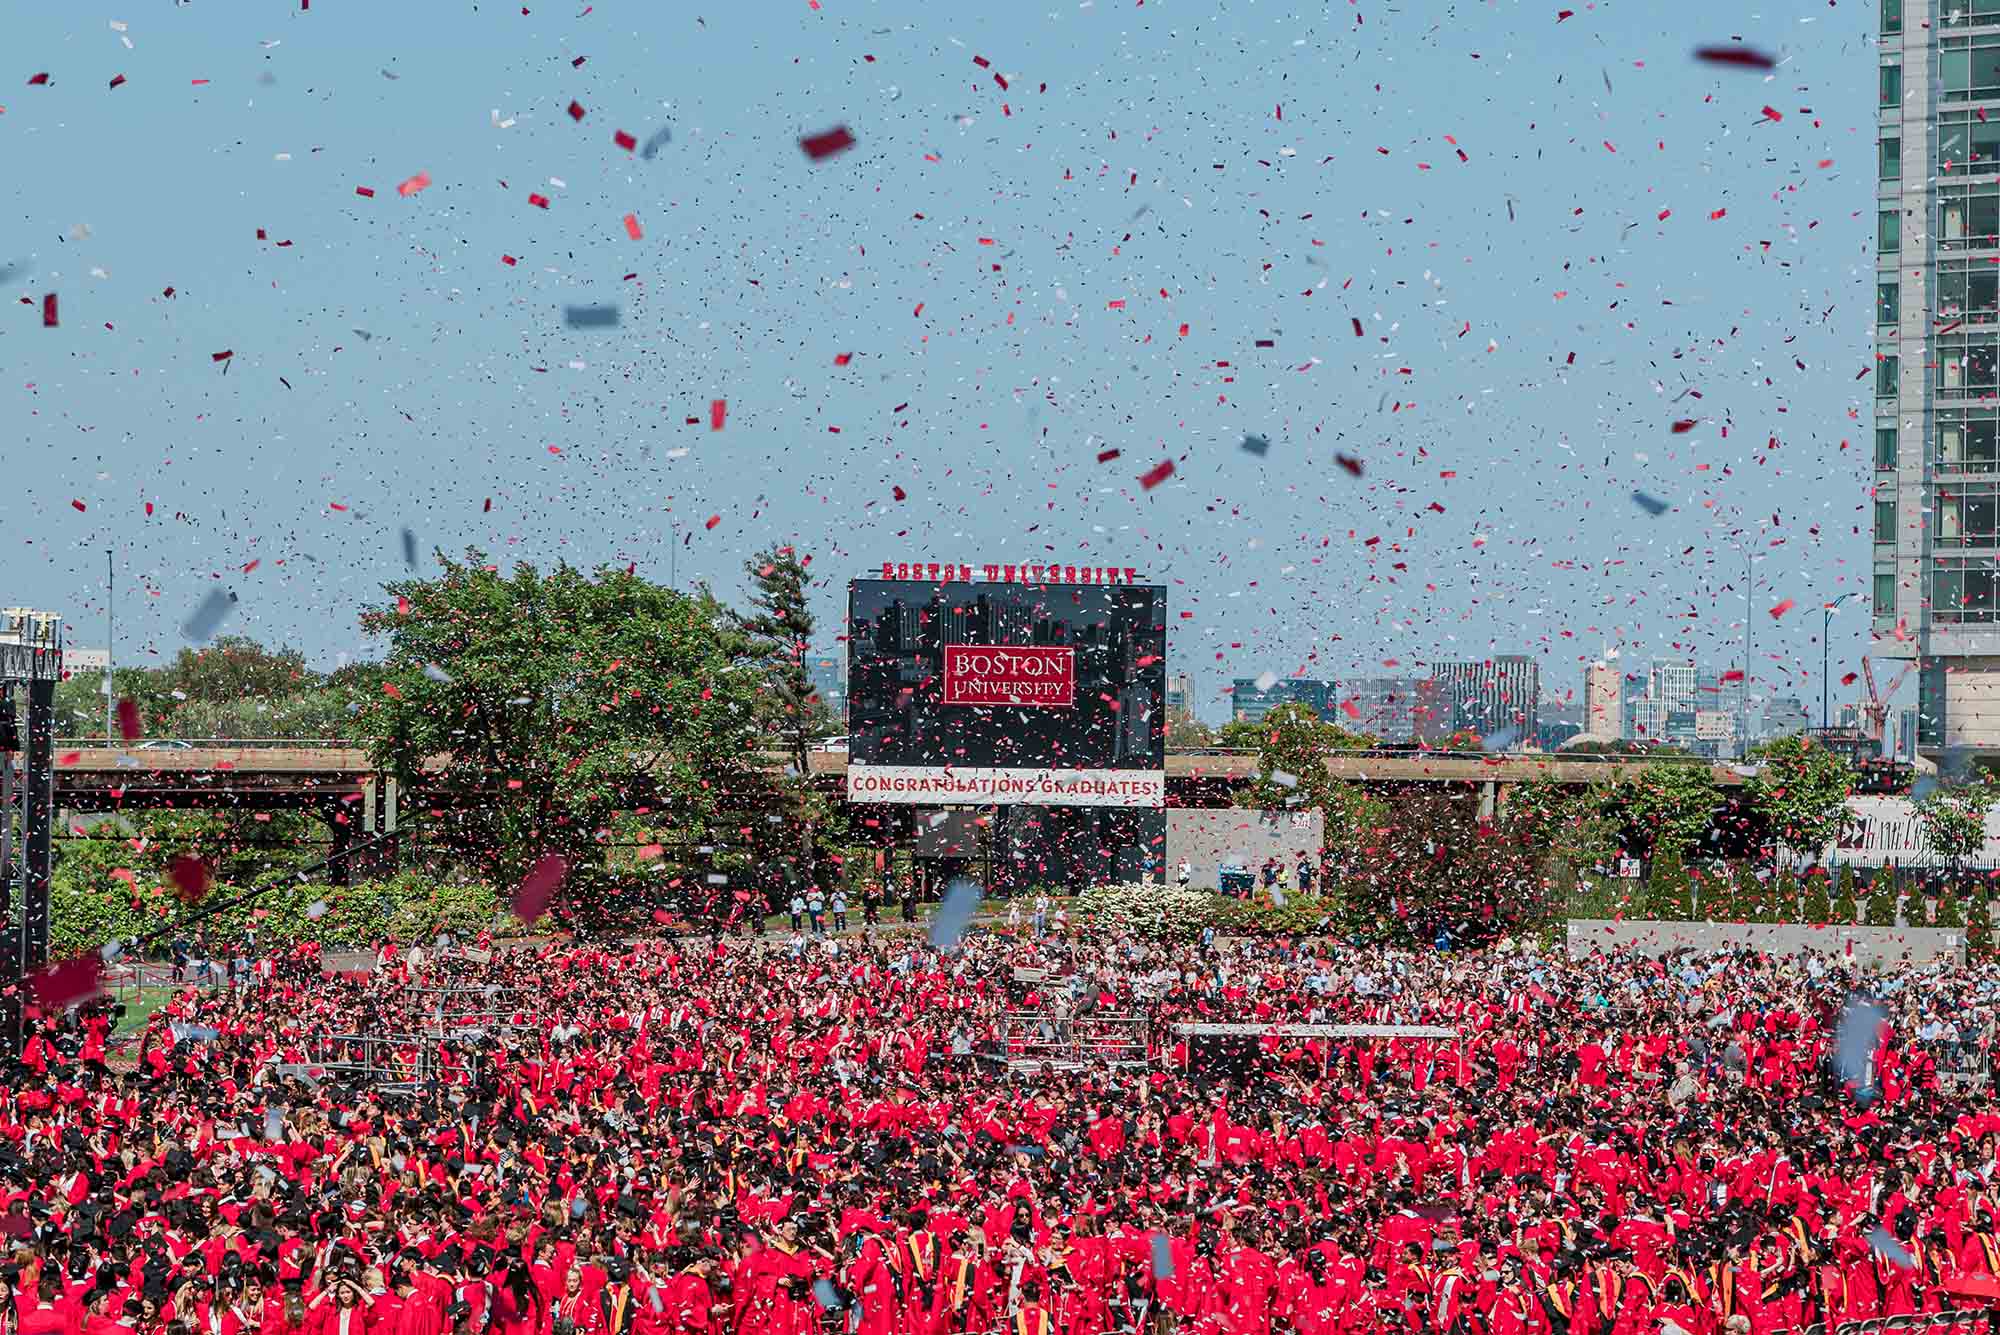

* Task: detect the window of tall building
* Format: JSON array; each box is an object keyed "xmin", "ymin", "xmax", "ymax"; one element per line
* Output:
[
  {"xmin": 1885, "ymin": 0, "xmax": 1901, "ymax": 34},
  {"xmin": 1882, "ymin": 62, "xmax": 1903, "ymax": 106},
  {"xmin": 1877, "ymin": 426, "xmax": 1899, "ymax": 470},
  {"xmin": 1878, "ymin": 354, "xmax": 1900, "ymax": 398},
  {"xmin": 1879, "ymin": 280, "xmax": 1901, "ymax": 326},
  {"xmin": 1941, "ymin": 411, "xmax": 2000, "ymax": 470},
  {"xmin": 1875, "ymin": 569, "xmax": 1897, "ymax": 615},
  {"xmin": 1940, "ymin": 38, "xmax": 2000, "ymax": 100},
  {"xmin": 1938, "ymin": 265, "xmax": 1999, "ymax": 322},
  {"xmin": 1880, "ymin": 209, "xmax": 1901, "ymax": 253},
  {"xmin": 1938, "ymin": 484, "xmax": 2000, "ymax": 544},
  {"xmin": 1942, "ymin": 0, "xmax": 2000, "ymax": 27},
  {"xmin": 1931, "ymin": 556, "xmax": 2000, "ymax": 622},
  {"xmin": 1938, "ymin": 338, "xmax": 1997, "ymax": 392},
  {"xmin": 1940, "ymin": 111, "xmax": 2000, "ymax": 172},
  {"xmin": 1882, "ymin": 135, "xmax": 1903, "ymax": 180},
  {"xmin": 1940, "ymin": 184, "xmax": 2000, "ymax": 248},
  {"xmin": 1876, "ymin": 498, "xmax": 1898, "ymax": 543}
]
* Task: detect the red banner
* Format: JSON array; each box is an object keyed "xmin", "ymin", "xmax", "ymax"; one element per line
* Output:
[{"xmin": 942, "ymin": 645, "xmax": 1075, "ymax": 708}]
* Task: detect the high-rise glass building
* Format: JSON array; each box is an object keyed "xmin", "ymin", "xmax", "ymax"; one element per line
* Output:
[{"xmin": 1881, "ymin": 0, "xmax": 2000, "ymax": 753}]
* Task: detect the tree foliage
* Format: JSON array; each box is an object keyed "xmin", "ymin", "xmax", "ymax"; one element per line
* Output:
[
  {"xmin": 1502, "ymin": 776, "xmax": 1619, "ymax": 870},
  {"xmin": 1237, "ymin": 702, "xmax": 1381, "ymax": 867},
  {"xmin": 1614, "ymin": 762, "xmax": 1721, "ymax": 861},
  {"xmin": 1916, "ymin": 773, "xmax": 2000, "ymax": 866},
  {"xmin": 1744, "ymin": 736, "xmax": 1855, "ymax": 858},
  {"xmin": 735, "ymin": 546, "xmax": 832, "ymax": 778},
  {"xmin": 357, "ymin": 552, "xmax": 775, "ymax": 918},
  {"xmin": 1342, "ymin": 789, "xmax": 1551, "ymax": 945}
]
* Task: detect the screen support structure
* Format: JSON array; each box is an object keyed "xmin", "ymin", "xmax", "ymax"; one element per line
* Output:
[{"xmin": 0, "ymin": 613, "xmax": 63, "ymax": 1059}]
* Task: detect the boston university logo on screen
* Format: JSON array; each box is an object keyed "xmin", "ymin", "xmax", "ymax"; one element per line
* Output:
[
  {"xmin": 845, "ymin": 568, "xmax": 1167, "ymax": 809},
  {"xmin": 942, "ymin": 645, "xmax": 1076, "ymax": 708}
]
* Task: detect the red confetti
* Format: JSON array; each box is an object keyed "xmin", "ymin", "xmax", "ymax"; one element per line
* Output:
[
  {"xmin": 1760, "ymin": 105, "xmax": 1783, "ymax": 122},
  {"xmin": 42, "ymin": 294, "xmax": 58, "ymax": 327},
  {"xmin": 69, "ymin": 499, "xmax": 85, "ymax": 513},
  {"xmin": 108, "ymin": 74, "xmax": 126, "ymax": 90},
  {"xmin": 116, "ymin": 698, "xmax": 141, "ymax": 742},
  {"xmin": 1769, "ymin": 598, "xmax": 1795, "ymax": 620},
  {"xmin": 1709, "ymin": 208, "xmax": 1727, "ymax": 220},
  {"xmin": 568, "ymin": 100, "xmax": 586, "ymax": 121},
  {"xmin": 1694, "ymin": 45, "xmax": 1777, "ymax": 70},
  {"xmin": 892, "ymin": 486, "xmax": 907, "ymax": 502},
  {"xmin": 27, "ymin": 73, "xmax": 49, "ymax": 86},
  {"xmin": 614, "ymin": 129, "xmax": 637, "ymax": 151},
  {"xmin": 704, "ymin": 514, "xmax": 721, "ymax": 530},
  {"xmin": 397, "ymin": 171, "xmax": 432, "ymax": 197},
  {"xmin": 528, "ymin": 193, "xmax": 551, "ymax": 209},
  {"xmin": 512, "ymin": 854, "xmax": 568, "ymax": 926},
  {"xmin": 1556, "ymin": 9, "xmax": 1573, "ymax": 18},
  {"xmin": 1670, "ymin": 419, "xmax": 1698, "ymax": 433},
  {"xmin": 211, "ymin": 350, "xmax": 233, "ymax": 363},
  {"xmin": 834, "ymin": 352, "xmax": 853, "ymax": 366},
  {"xmin": 167, "ymin": 857, "xmax": 211, "ymax": 905},
  {"xmin": 1097, "ymin": 448, "xmax": 1122, "ymax": 463},
  {"xmin": 1351, "ymin": 318, "xmax": 1364, "ymax": 337},
  {"xmin": 1336, "ymin": 455, "xmax": 1364, "ymax": 477},
  {"xmin": 623, "ymin": 212, "xmax": 643, "ymax": 240},
  {"xmin": 1137, "ymin": 459, "xmax": 1175, "ymax": 490},
  {"xmin": 1657, "ymin": 208, "xmax": 1671, "ymax": 221},
  {"xmin": 502, "ymin": 255, "xmax": 518, "ymax": 266},
  {"xmin": 29, "ymin": 956, "xmax": 103, "ymax": 1011},
  {"xmin": 799, "ymin": 126, "xmax": 856, "ymax": 161},
  {"xmin": 1721, "ymin": 670, "xmax": 1745, "ymax": 683},
  {"xmin": 710, "ymin": 398, "xmax": 727, "ymax": 430},
  {"xmin": 355, "ymin": 186, "xmax": 376, "ymax": 198},
  {"xmin": 1841, "ymin": 672, "xmax": 1859, "ymax": 687}
]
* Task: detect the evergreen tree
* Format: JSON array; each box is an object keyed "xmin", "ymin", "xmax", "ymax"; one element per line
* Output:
[
  {"xmin": 1938, "ymin": 884, "xmax": 1965, "ymax": 929},
  {"xmin": 736, "ymin": 546, "xmax": 831, "ymax": 779},
  {"xmin": 1864, "ymin": 874, "xmax": 1900, "ymax": 927},
  {"xmin": 1801, "ymin": 869, "xmax": 1831, "ymax": 925},
  {"xmin": 1833, "ymin": 865, "xmax": 1859, "ymax": 924},
  {"xmin": 1968, "ymin": 889, "xmax": 1992, "ymax": 955},
  {"xmin": 1645, "ymin": 846, "xmax": 1686, "ymax": 920}
]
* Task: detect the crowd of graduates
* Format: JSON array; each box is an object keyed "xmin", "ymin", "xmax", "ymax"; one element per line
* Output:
[{"xmin": 6, "ymin": 921, "xmax": 2000, "ymax": 1335}]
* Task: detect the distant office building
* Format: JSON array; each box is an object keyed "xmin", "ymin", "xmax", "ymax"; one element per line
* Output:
[
  {"xmin": 1342, "ymin": 677, "xmax": 1443, "ymax": 744},
  {"xmin": 1627, "ymin": 695, "xmax": 1669, "ymax": 745},
  {"xmin": 1762, "ymin": 695, "xmax": 1810, "ymax": 741},
  {"xmin": 1166, "ymin": 673, "xmax": 1195, "ymax": 723},
  {"xmin": 1230, "ymin": 677, "xmax": 1337, "ymax": 723},
  {"xmin": 1582, "ymin": 661, "xmax": 1623, "ymax": 740},
  {"xmin": 805, "ymin": 655, "xmax": 847, "ymax": 727},
  {"xmin": 1651, "ymin": 658, "xmax": 1698, "ymax": 715},
  {"xmin": 1431, "ymin": 655, "xmax": 1539, "ymax": 748},
  {"xmin": 1896, "ymin": 705, "xmax": 1919, "ymax": 761}
]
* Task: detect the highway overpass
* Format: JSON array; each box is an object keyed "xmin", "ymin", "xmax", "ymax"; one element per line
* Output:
[{"xmin": 50, "ymin": 739, "xmax": 1733, "ymax": 809}]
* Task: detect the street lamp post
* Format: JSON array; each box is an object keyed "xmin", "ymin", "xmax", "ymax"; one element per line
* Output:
[{"xmin": 1822, "ymin": 592, "xmax": 1855, "ymax": 728}]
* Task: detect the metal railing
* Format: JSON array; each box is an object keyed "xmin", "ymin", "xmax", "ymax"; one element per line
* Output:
[
  {"xmin": 992, "ymin": 1010, "xmax": 1150, "ymax": 1071},
  {"xmin": 54, "ymin": 737, "xmax": 362, "ymax": 750}
]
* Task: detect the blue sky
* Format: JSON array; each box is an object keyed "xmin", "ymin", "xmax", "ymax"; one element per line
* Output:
[{"xmin": 4, "ymin": 0, "xmax": 1882, "ymax": 722}]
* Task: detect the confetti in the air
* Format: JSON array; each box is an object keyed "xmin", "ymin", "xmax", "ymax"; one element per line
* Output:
[
  {"xmin": 182, "ymin": 589, "xmax": 236, "ymax": 643},
  {"xmin": 799, "ymin": 126, "xmax": 856, "ymax": 161}
]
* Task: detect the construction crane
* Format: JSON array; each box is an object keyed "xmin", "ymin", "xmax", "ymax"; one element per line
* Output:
[{"xmin": 1860, "ymin": 656, "xmax": 1914, "ymax": 746}]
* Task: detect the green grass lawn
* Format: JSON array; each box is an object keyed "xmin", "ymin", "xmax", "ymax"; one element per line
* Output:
[{"xmin": 110, "ymin": 985, "xmax": 178, "ymax": 1038}]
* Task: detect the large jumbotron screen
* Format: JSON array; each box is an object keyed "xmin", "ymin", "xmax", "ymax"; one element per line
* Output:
[{"xmin": 846, "ymin": 569, "xmax": 1167, "ymax": 807}]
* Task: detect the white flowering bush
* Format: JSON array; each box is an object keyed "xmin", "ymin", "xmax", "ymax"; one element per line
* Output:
[{"xmin": 1076, "ymin": 883, "xmax": 1217, "ymax": 939}]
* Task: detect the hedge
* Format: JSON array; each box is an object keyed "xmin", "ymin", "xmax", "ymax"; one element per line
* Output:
[
  {"xmin": 1074, "ymin": 883, "xmax": 1336, "ymax": 940},
  {"xmin": 51, "ymin": 872, "xmax": 519, "ymax": 960}
]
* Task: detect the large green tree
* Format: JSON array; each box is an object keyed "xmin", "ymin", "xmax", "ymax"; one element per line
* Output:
[
  {"xmin": 734, "ymin": 547, "xmax": 832, "ymax": 778},
  {"xmin": 1916, "ymin": 773, "xmax": 2000, "ymax": 870},
  {"xmin": 1744, "ymin": 735, "xmax": 1855, "ymax": 860},
  {"xmin": 1237, "ymin": 702, "xmax": 1381, "ymax": 873},
  {"xmin": 1615, "ymin": 761, "xmax": 1722, "ymax": 862},
  {"xmin": 358, "ymin": 552, "xmax": 773, "ymax": 920}
]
